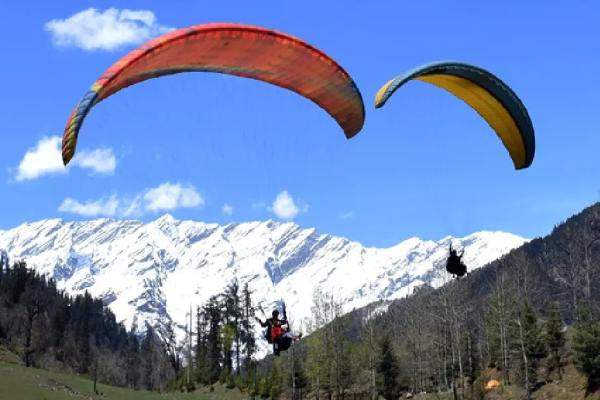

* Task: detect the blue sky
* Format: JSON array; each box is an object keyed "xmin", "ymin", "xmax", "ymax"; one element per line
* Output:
[{"xmin": 1, "ymin": 1, "xmax": 599, "ymax": 246}]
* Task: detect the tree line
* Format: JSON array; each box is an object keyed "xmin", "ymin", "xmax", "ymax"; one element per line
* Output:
[
  {"xmin": 0, "ymin": 256, "xmax": 177, "ymax": 391},
  {"xmin": 0, "ymin": 256, "xmax": 266, "ymax": 395},
  {"xmin": 259, "ymin": 267, "xmax": 600, "ymax": 400},
  {"xmin": 187, "ymin": 280, "xmax": 258, "ymax": 391}
]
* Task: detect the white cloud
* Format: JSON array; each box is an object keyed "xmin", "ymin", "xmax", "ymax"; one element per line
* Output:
[
  {"xmin": 340, "ymin": 211, "xmax": 355, "ymax": 220},
  {"xmin": 222, "ymin": 204, "xmax": 234, "ymax": 216},
  {"xmin": 270, "ymin": 190, "xmax": 305, "ymax": 220},
  {"xmin": 120, "ymin": 195, "xmax": 144, "ymax": 218},
  {"xmin": 58, "ymin": 195, "xmax": 119, "ymax": 217},
  {"xmin": 14, "ymin": 136, "xmax": 66, "ymax": 181},
  {"xmin": 13, "ymin": 136, "xmax": 116, "ymax": 181},
  {"xmin": 72, "ymin": 148, "xmax": 116, "ymax": 175},
  {"xmin": 144, "ymin": 182, "xmax": 204, "ymax": 212},
  {"xmin": 45, "ymin": 8, "xmax": 173, "ymax": 51},
  {"xmin": 58, "ymin": 182, "xmax": 204, "ymax": 218}
]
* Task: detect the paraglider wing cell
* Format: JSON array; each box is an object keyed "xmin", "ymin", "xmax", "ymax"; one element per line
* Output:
[
  {"xmin": 62, "ymin": 23, "xmax": 365, "ymax": 165},
  {"xmin": 374, "ymin": 62, "xmax": 535, "ymax": 169}
]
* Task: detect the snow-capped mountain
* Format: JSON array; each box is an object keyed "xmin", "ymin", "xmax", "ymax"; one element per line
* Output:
[{"xmin": 0, "ymin": 216, "xmax": 526, "ymax": 351}]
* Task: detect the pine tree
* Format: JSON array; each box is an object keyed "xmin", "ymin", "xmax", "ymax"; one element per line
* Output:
[
  {"xmin": 160, "ymin": 321, "xmax": 181, "ymax": 374},
  {"xmin": 259, "ymin": 373, "xmax": 271, "ymax": 399},
  {"xmin": 330, "ymin": 299, "xmax": 352, "ymax": 398},
  {"xmin": 306, "ymin": 288, "xmax": 333, "ymax": 400},
  {"xmin": 306, "ymin": 333, "xmax": 325, "ymax": 400},
  {"xmin": 221, "ymin": 323, "xmax": 236, "ymax": 382},
  {"xmin": 241, "ymin": 283, "xmax": 256, "ymax": 387},
  {"xmin": 573, "ymin": 304, "xmax": 600, "ymax": 389},
  {"xmin": 290, "ymin": 351, "xmax": 308, "ymax": 400},
  {"xmin": 195, "ymin": 306, "xmax": 208, "ymax": 383},
  {"xmin": 7, "ymin": 261, "xmax": 29, "ymax": 304},
  {"xmin": 51, "ymin": 296, "xmax": 69, "ymax": 351},
  {"xmin": 270, "ymin": 362, "xmax": 283, "ymax": 400},
  {"xmin": 0, "ymin": 251, "xmax": 6, "ymax": 285},
  {"xmin": 377, "ymin": 334, "xmax": 400, "ymax": 400},
  {"xmin": 140, "ymin": 327, "xmax": 158, "ymax": 390},
  {"xmin": 223, "ymin": 280, "xmax": 242, "ymax": 374},
  {"xmin": 205, "ymin": 296, "xmax": 222, "ymax": 384},
  {"xmin": 485, "ymin": 272, "xmax": 515, "ymax": 383},
  {"xmin": 515, "ymin": 303, "xmax": 545, "ymax": 399},
  {"xmin": 22, "ymin": 280, "xmax": 46, "ymax": 367},
  {"xmin": 545, "ymin": 302, "xmax": 565, "ymax": 380},
  {"xmin": 125, "ymin": 323, "xmax": 141, "ymax": 389},
  {"xmin": 363, "ymin": 303, "xmax": 377, "ymax": 400},
  {"xmin": 465, "ymin": 331, "xmax": 481, "ymax": 399}
]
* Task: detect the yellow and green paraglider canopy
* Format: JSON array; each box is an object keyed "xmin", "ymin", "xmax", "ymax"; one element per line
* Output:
[{"xmin": 375, "ymin": 61, "xmax": 535, "ymax": 170}]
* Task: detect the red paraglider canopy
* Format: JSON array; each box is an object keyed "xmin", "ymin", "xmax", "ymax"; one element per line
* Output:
[{"xmin": 62, "ymin": 22, "xmax": 365, "ymax": 165}]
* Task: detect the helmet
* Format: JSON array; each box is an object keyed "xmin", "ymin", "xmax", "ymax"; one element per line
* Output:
[{"xmin": 272, "ymin": 309, "xmax": 280, "ymax": 317}]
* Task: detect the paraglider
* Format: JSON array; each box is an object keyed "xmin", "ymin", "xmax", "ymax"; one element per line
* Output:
[
  {"xmin": 257, "ymin": 302, "xmax": 301, "ymax": 356},
  {"xmin": 374, "ymin": 61, "xmax": 535, "ymax": 170},
  {"xmin": 62, "ymin": 23, "xmax": 365, "ymax": 165},
  {"xmin": 446, "ymin": 243, "xmax": 468, "ymax": 278}
]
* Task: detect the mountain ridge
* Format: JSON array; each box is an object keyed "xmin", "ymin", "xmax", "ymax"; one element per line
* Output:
[{"xmin": 0, "ymin": 216, "xmax": 526, "ymax": 354}]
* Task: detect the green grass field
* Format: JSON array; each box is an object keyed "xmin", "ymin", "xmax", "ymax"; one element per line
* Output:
[{"xmin": 0, "ymin": 348, "xmax": 246, "ymax": 400}]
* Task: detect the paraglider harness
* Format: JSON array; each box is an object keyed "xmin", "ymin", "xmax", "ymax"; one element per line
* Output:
[
  {"xmin": 258, "ymin": 302, "xmax": 293, "ymax": 356},
  {"xmin": 446, "ymin": 243, "xmax": 468, "ymax": 278},
  {"xmin": 263, "ymin": 310, "xmax": 287, "ymax": 344}
]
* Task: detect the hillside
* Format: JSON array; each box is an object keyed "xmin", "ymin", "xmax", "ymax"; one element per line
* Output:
[
  {"xmin": 269, "ymin": 203, "xmax": 600, "ymax": 400},
  {"xmin": 0, "ymin": 346, "xmax": 244, "ymax": 400},
  {"xmin": 381, "ymin": 202, "xmax": 600, "ymax": 327}
]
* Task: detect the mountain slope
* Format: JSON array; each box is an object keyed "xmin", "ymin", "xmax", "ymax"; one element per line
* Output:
[{"xmin": 0, "ymin": 216, "xmax": 525, "ymax": 348}]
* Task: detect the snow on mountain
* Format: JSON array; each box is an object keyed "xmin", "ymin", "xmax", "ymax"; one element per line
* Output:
[{"xmin": 0, "ymin": 216, "xmax": 526, "ymax": 354}]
